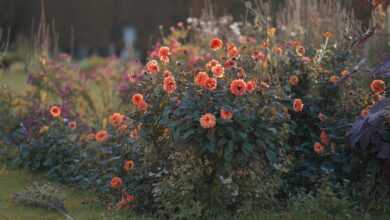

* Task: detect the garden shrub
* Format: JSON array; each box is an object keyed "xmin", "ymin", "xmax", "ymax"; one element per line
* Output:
[{"xmin": 2, "ymin": 1, "xmax": 390, "ymax": 219}]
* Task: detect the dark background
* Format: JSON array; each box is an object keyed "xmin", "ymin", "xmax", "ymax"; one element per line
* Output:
[{"xmin": 0, "ymin": 0, "xmax": 384, "ymax": 58}]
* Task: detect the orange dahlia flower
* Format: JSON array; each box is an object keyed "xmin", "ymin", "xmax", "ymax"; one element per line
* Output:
[
  {"xmin": 370, "ymin": 79, "xmax": 385, "ymax": 94},
  {"xmin": 146, "ymin": 60, "xmax": 160, "ymax": 74},
  {"xmin": 50, "ymin": 105, "xmax": 61, "ymax": 118},
  {"xmin": 110, "ymin": 113, "xmax": 125, "ymax": 127},
  {"xmin": 210, "ymin": 37, "xmax": 223, "ymax": 51},
  {"xmin": 159, "ymin": 46, "xmax": 170, "ymax": 57},
  {"xmin": 314, "ymin": 142, "xmax": 325, "ymax": 154},
  {"xmin": 199, "ymin": 113, "xmax": 216, "ymax": 129},
  {"xmin": 194, "ymin": 72, "xmax": 209, "ymax": 87},
  {"xmin": 227, "ymin": 43, "xmax": 240, "ymax": 58},
  {"xmin": 252, "ymin": 51, "xmax": 266, "ymax": 62},
  {"xmin": 95, "ymin": 130, "xmax": 109, "ymax": 142},
  {"xmin": 220, "ymin": 109, "xmax": 233, "ymax": 120},
  {"xmin": 246, "ymin": 80, "xmax": 257, "ymax": 93},
  {"xmin": 111, "ymin": 177, "xmax": 123, "ymax": 189},
  {"xmin": 68, "ymin": 121, "xmax": 77, "ymax": 129},
  {"xmin": 211, "ymin": 64, "xmax": 225, "ymax": 78},
  {"xmin": 163, "ymin": 76, "xmax": 177, "ymax": 94},
  {"xmin": 123, "ymin": 160, "xmax": 135, "ymax": 172},
  {"xmin": 206, "ymin": 59, "xmax": 220, "ymax": 70},
  {"xmin": 230, "ymin": 79, "xmax": 247, "ymax": 96},
  {"xmin": 293, "ymin": 99, "xmax": 304, "ymax": 112},
  {"xmin": 205, "ymin": 77, "xmax": 217, "ymax": 91},
  {"xmin": 132, "ymin": 93, "xmax": 145, "ymax": 106}
]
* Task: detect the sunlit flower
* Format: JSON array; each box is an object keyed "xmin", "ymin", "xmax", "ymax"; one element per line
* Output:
[
  {"xmin": 230, "ymin": 79, "xmax": 247, "ymax": 96},
  {"xmin": 68, "ymin": 121, "xmax": 77, "ymax": 129},
  {"xmin": 200, "ymin": 113, "xmax": 216, "ymax": 129},
  {"xmin": 123, "ymin": 160, "xmax": 135, "ymax": 172},
  {"xmin": 320, "ymin": 130, "xmax": 330, "ymax": 145},
  {"xmin": 163, "ymin": 76, "xmax": 177, "ymax": 94},
  {"xmin": 288, "ymin": 75, "xmax": 299, "ymax": 86},
  {"xmin": 370, "ymin": 79, "xmax": 385, "ymax": 94},
  {"xmin": 206, "ymin": 59, "xmax": 220, "ymax": 70},
  {"xmin": 246, "ymin": 80, "xmax": 257, "ymax": 93},
  {"xmin": 158, "ymin": 46, "xmax": 170, "ymax": 57},
  {"xmin": 96, "ymin": 130, "xmax": 109, "ymax": 142},
  {"xmin": 210, "ymin": 37, "xmax": 223, "ymax": 51},
  {"xmin": 160, "ymin": 55, "xmax": 170, "ymax": 64},
  {"xmin": 252, "ymin": 51, "xmax": 266, "ymax": 62},
  {"xmin": 314, "ymin": 142, "xmax": 325, "ymax": 154},
  {"xmin": 137, "ymin": 101, "xmax": 149, "ymax": 111},
  {"xmin": 296, "ymin": 46, "xmax": 305, "ymax": 57},
  {"xmin": 267, "ymin": 27, "xmax": 277, "ymax": 38},
  {"xmin": 205, "ymin": 77, "xmax": 217, "ymax": 91},
  {"xmin": 194, "ymin": 72, "xmax": 209, "ymax": 87},
  {"xmin": 111, "ymin": 177, "xmax": 123, "ymax": 189},
  {"xmin": 211, "ymin": 64, "xmax": 225, "ymax": 78},
  {"xmin": 50, "ymin": 105, "xmax": 61, "ymax": 118},
  {"xmin": 131, "ymin": 93, "xmax": 145, "ymax": 106},
  {"xmin": 146, "ymin": 60, "xmax": 160, "ymax": 74},
  {"xmin": 323, "ymin": 32, "xmax": 334, "ymax": 39},
  {"xmin": 329, "ymin": 75, "xmax": 339, "ymax": 84},
  {"xmin": 220, "ymin": 109, "xmax": 233, "ymax": 120},
  {"xmin": 293, "ymin": 99, "xmax": 304, "ymax": 112},
  {"xmin": 227, "ymin": 43, "xmax": 240, "ymax": 58},
  {"xmin": 110, "ymin": 113, "xmax": 125, "ymax": 127},
  {"xmin": 157, "ymin": 47, "xmax": 171, "ymax": 63}
]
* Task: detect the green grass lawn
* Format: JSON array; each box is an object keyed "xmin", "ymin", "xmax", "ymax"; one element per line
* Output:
[{"xmin": 0, "ymin": 167, "xmax": 137, "ymax": 220}]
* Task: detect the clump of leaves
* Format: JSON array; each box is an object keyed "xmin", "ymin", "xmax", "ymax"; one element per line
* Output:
[
  {"xmin": 12, "ymin": 182, "xmax": 74, "ymax": 220},
  {"xmin": 287, "ymin": 179, "xmax": 357, "ymax": 219},
  {"xmin": 348, "ymin": 98, "xmax": 390, "ymax": 160}
]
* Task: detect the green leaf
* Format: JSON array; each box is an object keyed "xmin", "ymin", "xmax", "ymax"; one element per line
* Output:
[
  {"xmin": 243, "ymin": 143, "xmax": 253, "ymax": 155},
  {"xmin": 206, "ymin": 142, "xmax": 216, "ymax": 153}
]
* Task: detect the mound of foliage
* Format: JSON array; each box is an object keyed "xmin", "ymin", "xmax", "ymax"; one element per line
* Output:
[{"xmin": 1, "ymin": 3, "xmax": 390, "ymax": 219}]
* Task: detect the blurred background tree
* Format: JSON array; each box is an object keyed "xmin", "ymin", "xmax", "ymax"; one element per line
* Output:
[{"xmin": 0, "ymin": 0, "xmax": 388, "ymax": 60}]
